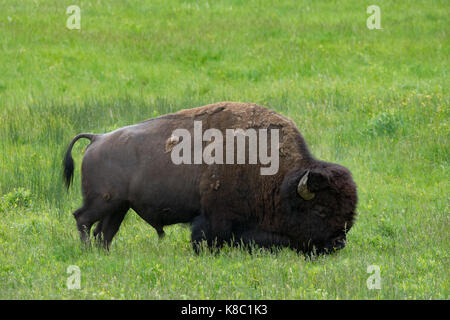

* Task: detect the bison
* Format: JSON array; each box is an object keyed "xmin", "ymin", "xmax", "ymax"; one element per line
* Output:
[{"xmin": 63, "ymin": 102, "xmax": 357, "ymax": 254}]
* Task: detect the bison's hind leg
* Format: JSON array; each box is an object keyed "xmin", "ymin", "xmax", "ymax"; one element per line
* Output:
[
  {"xmin": 73, "ymin": 205, "xmax": 99, "ymax": 246},
  {"xmin": 95, "ymin": 204, "xmax": 129, "ymax": 250},
  {"xmin": 93, "ymin": 221, "xmax": 103, "ymax": 239},
  {"xmin": 73, "ymin": 198, "xmax": 129, "ymax": 249}
]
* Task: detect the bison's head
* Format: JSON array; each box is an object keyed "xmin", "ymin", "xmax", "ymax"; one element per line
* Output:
[{"xmin": 281, "ymin": 163, "xmax": 358, "ymax": 255}]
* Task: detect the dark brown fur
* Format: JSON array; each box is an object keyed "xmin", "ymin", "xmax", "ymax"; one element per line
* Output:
[{"xmin": 63, "ymin": 102, "xmax": 357, "ymax": 253}]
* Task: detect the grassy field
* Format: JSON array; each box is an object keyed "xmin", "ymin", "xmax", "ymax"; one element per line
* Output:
[{"xmin": 0, "ymin": 0, "xmax": 448, "ymax": 299}]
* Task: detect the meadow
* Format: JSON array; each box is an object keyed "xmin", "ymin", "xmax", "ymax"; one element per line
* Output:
[{"xmin": 0, "ymin": 0, "xmax": 448, "ymax": 299}]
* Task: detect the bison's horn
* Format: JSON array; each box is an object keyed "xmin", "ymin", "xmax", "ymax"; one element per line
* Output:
[{"xmin": 297, "ymin": 170, "xmax": 315, "ymax": 200}]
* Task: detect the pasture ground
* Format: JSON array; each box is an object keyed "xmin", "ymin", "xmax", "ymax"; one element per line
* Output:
[{"xmin": 0, "ymin": 0, "xmax": 448, "ymax": 299}]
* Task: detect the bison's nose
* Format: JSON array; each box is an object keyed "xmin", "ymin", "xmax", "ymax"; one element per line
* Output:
[{"xmin": 332, "ymin": 237, "xmax": 346, "ymax": 250}]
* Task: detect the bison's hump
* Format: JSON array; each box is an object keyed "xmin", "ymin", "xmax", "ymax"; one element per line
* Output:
[
  {"xmin": 176, "ymin": 101, "xmax": 296, "ymax": 129},
  {"xmin": 174, "ymin": 101, "xmax": 307, "ymax": 164}
]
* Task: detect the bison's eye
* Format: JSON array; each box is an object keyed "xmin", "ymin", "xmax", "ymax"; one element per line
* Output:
[
  {"xmin": 314, "ymin": 212, "xmax": 327, "ymax": 218},
  {"xmin": 312, "ymin": 205, "xmax": 327, "ymax": 218}
]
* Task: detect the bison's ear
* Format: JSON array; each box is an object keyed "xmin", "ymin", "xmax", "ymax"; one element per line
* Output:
[
  {"xmin": 297, "ymin": 169, "xmax": 331, "ymax": 200},
  {"xmin": 307, "ymin": 170, "xmax": 331, "ymax": 191}
]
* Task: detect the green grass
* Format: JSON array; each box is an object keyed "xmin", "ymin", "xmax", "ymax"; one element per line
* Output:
[{"xmin": 0, "ymin": 0, "xmax": 448, "ymax": 299}]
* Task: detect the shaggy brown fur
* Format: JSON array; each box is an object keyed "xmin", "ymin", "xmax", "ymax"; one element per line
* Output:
[{"xmin": 63, "ymin": 102, "xmax": 358, "ymax": 253}]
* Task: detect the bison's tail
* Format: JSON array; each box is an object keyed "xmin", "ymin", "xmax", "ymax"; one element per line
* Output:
[{"xmin": 63, "ymin": 133, "xmax": 96, "ymax": 189}]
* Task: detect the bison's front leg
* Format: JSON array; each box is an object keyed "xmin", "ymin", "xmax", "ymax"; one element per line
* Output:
[
  {"xmin": 236, "ymin": 229, "xmax": 292, "ymax": 251},
  {"xmin": 191, "ymin": 214, "xmax": 292, "ymax": 254},
  {"xmin": 191, "ymin": 214, "xmax": 233, "ymax": 254},
  {"xmin": 191, "ymin": 214, "xmax": 212, "ymax": 254}
]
